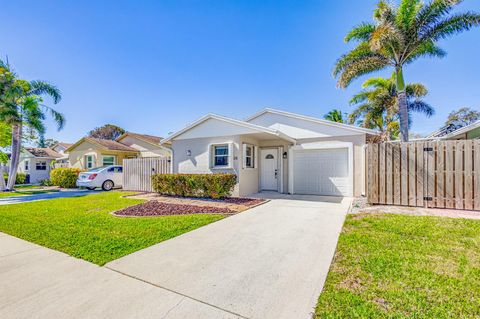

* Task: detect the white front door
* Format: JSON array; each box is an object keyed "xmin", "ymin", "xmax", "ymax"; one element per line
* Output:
[{"xmin": 260, "ymin": 148, "xmax": 278, "ymax": 191}]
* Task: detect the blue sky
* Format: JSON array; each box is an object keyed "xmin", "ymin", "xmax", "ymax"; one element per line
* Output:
[{"xmin": 1, "ymin": 0, "xmax": 479, "ymax": 143}]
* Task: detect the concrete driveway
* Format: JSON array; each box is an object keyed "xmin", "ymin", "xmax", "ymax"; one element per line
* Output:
[
  {"xmin": 107, "ymin": 194, "xmax": 351, "ymax": 319},
  {"xmin": 0, "ymin": 189, "xmax": 96, "ymax": 205}
]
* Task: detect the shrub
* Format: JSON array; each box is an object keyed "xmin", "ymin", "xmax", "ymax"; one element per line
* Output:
[
  {"xmin": 40, "ymin": 179, "xmax": 54, "ymax": 186},
  {"xmin": 50, "ymin": 168, "xmax": 81, "ymax": 188},
  {"xmin": 151, "ymin": 174, "xmax": 237, "ymax": 199},
  {"xmin": 3, "ymin": 172, "xmax": 27, "ymax": 185}
]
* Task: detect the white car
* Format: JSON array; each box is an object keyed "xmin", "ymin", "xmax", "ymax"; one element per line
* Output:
[{"xmin": 76, "ymin": 165, "xmax": 123, "ymax": 191}]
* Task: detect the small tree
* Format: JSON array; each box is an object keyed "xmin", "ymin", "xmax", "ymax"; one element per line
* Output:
[
  {"xmin": 445, "ymin": 107, "xmax": 480, "ymax": 129},
  {"xmin": 88, "ymin": 124, "xmax": 125, "ymax": 140}
]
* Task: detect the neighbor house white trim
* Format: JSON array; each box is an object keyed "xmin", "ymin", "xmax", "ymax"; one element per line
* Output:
[{"xmin": 245, "ymin": 108, "xmax": 379, "ymax": 135}]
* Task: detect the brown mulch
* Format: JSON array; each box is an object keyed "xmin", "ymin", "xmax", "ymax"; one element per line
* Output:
[{"xmin": 113, "ymin": 201, "xmax": 234, "ymax": 217}]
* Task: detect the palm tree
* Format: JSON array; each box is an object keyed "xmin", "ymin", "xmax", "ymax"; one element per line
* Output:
[
  {"xmin": 324, "ymin": 109, "xmax": 347, "ymax": 123},
  {"xmin": 0, "ymin": 59, "xmax": 64, "ymax": 190},
  {"xmin": 349, "ymin": 75, "xmax": 434, "ymax": 140},
  {"xmin": 334, "ymin": 0, "xmax": 480, "ymax": 141}
]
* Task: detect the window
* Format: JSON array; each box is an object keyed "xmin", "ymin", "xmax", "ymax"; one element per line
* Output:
[
  {"xmin": 102, "ymin": 156, "xmax": 116, "ymax": 166},
  {"xmin": 243, "ymin": 144, "xmax": 255, "ymax": 168},
  {"xmin": 85, "ymin": 155, "xmax": 94, "ymax": 169},
  {"xmin": 25, "ymin": 160, "xmax": 29, "ymax": 171},
  {"xmin": 213, "ymin": 145, "xmax": 229, "ymax": 167},
  {"xmin": 36, "ymin": 161, "xmax": 47, "ymax": 171},
  {"xmin": 107, "ymin": 166, "xmax": 122, "ymax": 173}
]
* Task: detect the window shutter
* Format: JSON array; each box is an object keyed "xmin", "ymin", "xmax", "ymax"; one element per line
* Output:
[
  {"xmin": 242, "ymin": 144, "xmax": 247, "ymax": 169},
  {"xmin": 228, "ymin": 143, "xmax": 234, "ymax": 167}
]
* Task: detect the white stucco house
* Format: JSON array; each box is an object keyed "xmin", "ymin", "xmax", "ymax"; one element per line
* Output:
[
  {"xmin": 161, "ymin": 108, "xmax": 379, "ymax": 197},
  {"xmin": 18, "ymin": 148, "xmax": 63, "ymax": 184}
]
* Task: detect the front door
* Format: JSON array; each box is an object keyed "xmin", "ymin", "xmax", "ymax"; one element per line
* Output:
[{"xmin": 260, "ymin": 148, "xmax": 278, "ymax": 191}]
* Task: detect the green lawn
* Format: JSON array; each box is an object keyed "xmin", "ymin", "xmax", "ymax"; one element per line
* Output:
[
  {"xmin": 0, "ymin": 191, "xmax": 224, "ymax": 265},
  {"xmin": 316, "ymin": 214, "xmax": 480, "ymax": 319}
]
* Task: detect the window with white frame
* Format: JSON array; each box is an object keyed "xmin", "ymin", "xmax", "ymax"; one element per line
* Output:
[
  {"xmin": 36, "ymin": 161, "xmax": 47, "ymax": 171},
  {"xmin": 243, "ymin": 144, "xmax": 255, "ymax": 168},
  {"xmin": 212, "ymin": 144, "xmax": 229, "ymax": 167},
  {"xmin": 85, "ymin": 155, "xmax": 94, "ymax": 169},
  {"xmin": 24, "ymin": 160, "xmax": 29, "ymax": 171},
  {"xmin": 102, "ymin": 155, "xmax": 116, "ymax": 166}
]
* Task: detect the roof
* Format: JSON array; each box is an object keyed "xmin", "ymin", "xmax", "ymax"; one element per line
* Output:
[
  {"xmin": 116, "ymin": 132, "xmax": 164, "ymax": 145},
  {"xmin": 433, "ymin": 120, "xmax": 480, "ymax": 140},
  {"xmin": 245, "ymin": 108, "xmax": 380, "ymax": 135},
  {"xmin": 160, "ymin": 113, "xmax": 296, "ymax": 144},
  {"xmin": 25, "ymin": 148, "xmax": 62, "ymax": 159},
  {"xmin": 66, "ymin": 137, "xmax": 139, "ymax": 153}
]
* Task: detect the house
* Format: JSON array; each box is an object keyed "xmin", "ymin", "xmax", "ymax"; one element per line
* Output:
[
  {"xmin": 66, "ymin": 132, "xmax": 170, "ymax": 170},
  {"xmin": 18, "ymin": 148, "xmax": 63, "ymax": 184},
  {"xmin": 161, "ymin": 108, "xmax": 379, "ymax": 197},
  {"xmin": 427, "ymin": 120, "xmax": 480, "ymax": 140},
  {"xmin": 50, "ymin": 142, "xmax": 72, "ymax": 167}
]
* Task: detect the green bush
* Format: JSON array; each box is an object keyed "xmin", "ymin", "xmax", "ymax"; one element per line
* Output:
[
  {"xmin": 50, "ymin": 168, "xmax": 81, "ymax": 188},
  {"xmin": 3, "ymin": 172, "xmax": 27, "ymax": 185},
  {"xmin": 151, "ymin": 174, "xmax": 237, "ymax": 199},
  {"xmin": 40, "ymin": 179, "xmax": 54, "ymax": 186}
]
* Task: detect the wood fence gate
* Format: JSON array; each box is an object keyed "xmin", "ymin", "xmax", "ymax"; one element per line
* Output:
[
  {"xmin": 123, "ymin": 157, "xmax": 171, "ymax": 192},
  {"xmin": 366, "ymin": 140, "xmax": 480, "ymax": 211}
]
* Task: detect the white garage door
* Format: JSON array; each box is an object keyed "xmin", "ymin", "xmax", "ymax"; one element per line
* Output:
[{"xmin": 292, "ymin": 148, "xmax": 351, "ymax": 196}]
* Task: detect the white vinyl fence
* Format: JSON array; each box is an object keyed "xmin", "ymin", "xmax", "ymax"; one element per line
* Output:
[{"xmin": 123, "ymin": 157, "xmax": 171, "ymax": 192}]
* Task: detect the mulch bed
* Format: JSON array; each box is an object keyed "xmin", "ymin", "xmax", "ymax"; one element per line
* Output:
[
  {"xmin": 221, "ymin": 197, "xmax": 265, "ymax": 206},
  {"xmin": 113, "ymin": 201, "xmax": 234, "ymax": 217}
]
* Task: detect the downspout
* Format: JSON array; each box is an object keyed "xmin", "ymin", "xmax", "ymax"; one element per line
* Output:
[{"xmin": 362, "ymin": 144, "xmax": 366, "ymax": 197}]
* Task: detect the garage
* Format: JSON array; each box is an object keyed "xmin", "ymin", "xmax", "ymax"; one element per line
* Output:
[{"xmin": 292, "ymin": 148, "xmax": 351, "ymax": 196}]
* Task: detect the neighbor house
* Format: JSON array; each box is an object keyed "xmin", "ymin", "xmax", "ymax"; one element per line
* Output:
[
  {"xmin": 161, "ymin": 108, "xmax": 379, "ymax": 197},
  {"xmin": 50, "ymin": 142, "xmax": 72, "ymax": 168},
  {"xmin": 66, "ymin": 132, "xmax": 170, "ymax": 170},
  {"xmin": 18, "ymin": 148, "xmax": 63, "ymax": 184},
  {"xmin": 427, "ymin": 120, "xmax": 480, "ymax": 140}
]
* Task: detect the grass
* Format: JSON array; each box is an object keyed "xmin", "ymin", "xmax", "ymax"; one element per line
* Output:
[
  {"xmin": 316, "ymin": 213, "xmax": 480, "ymax": 319},
  {"xmin": 0, "ymin": 191, "xmax": 224, "ymax": 265}
]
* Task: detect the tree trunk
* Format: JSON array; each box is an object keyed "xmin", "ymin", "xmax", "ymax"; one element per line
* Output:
[
  {"xmin": 7, "ymin": 124, "xmax": 22, "ymax": 190},
  {"xmin": 396, "ymin": 67, "xmax": 409, "ymax": 142},
  {"xmin": 0, "ymin": 165, "xmax": 6, "ymax": 191}
]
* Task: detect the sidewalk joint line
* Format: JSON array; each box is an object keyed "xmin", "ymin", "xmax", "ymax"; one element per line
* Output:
[{"xmin": 105, "ymin": 266, "xmax": 250, "ymax": 319}]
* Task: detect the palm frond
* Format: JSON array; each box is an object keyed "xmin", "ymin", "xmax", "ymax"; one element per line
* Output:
[
  {"xmin": 406, "ymin": 83, "xmax": 428, "ymax": 97},
  {"xmin": 29, "ymin": 80, "xmax": 62, "ymax": 104},
  {"xmin": 337, "ymin": 55, "xmax": 390, "ymax": 88},
  {"xmin": 40, "ymin": 104, "xmax": 65, "ymax": 130},
  {"xmin": 421, "ymin": 12, "xmax": 480, "ymax": 41},
  {"xmin": 345, "ymin": 23, "xmax": 376, "ymax": 42},
  {"xmin": 408, "ymin": 100, "xmax": 435, "ymax": 117},
  {"xmin": 396, "ymin": 0, "xmax": 422, "ymax": 31}
]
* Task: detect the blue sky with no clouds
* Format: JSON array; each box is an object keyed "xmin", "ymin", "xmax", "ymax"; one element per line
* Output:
[{"xmin": 1, "ymin": 0, "xmax": 479, "ymax": 143}]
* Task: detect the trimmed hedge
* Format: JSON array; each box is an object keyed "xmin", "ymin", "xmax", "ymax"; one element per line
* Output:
[
  {"xmin": 3, "ymin": 172, "xmax": 27, "ymax": 185},
  {"xmin": 50, "ymin": 168, "xmax": 81, "ymax": 188},
  {"xmin": 152, "ymin": 174, "xmax": 237, "ymax": 199}
]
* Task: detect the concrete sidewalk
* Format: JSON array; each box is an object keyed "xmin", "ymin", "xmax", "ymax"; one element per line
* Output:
[
  {"xmin": 107, "ymin": 195, "xmax": 350, "ymax": 319},
  {"xmin": 0, "ymin": 233, "xmax": 241, "ymax": 319},
  {"xmin": 0, "ymin": 189, "xmax": 96, "ymax": 205}
]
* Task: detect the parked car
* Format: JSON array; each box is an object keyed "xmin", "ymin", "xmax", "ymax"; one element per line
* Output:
[{"xmin": 76, "ymin": 165, "xmax": 123, "ymax": 191}]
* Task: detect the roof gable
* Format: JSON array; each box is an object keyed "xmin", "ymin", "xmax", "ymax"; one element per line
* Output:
[
  {"xmin": 162, "ymin": 114, "xmax": 293, "ymax": 143},
  {"xmin": 246, "ymin": 108, "xmax": 379, "ymax": 138},
  {"xmin": 66, "ymin": 137, "xmax": 139, "ymax": 153}
]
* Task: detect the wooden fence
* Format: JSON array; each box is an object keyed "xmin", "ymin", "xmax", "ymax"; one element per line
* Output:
[
  {"xmin": 366, "ymin": 140, "xmax": 480, "ymax": 211},
  {"xmin": 123, "ymin": 157, "xmax": 171, "ymax": 192}
]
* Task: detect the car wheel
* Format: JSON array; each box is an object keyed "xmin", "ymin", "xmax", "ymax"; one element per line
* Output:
[
  {"xmin": 102, "ymin": 180, "xmax": 114, "ymax": 191},
  {"xmin": 86, "ymin": 187, "xmax": 96, "ymax": 190}
]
